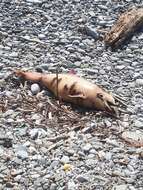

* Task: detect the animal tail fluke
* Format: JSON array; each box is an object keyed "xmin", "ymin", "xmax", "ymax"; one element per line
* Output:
[{"xmin": 14, "ymin": 70, "xmax": 42, "ymax": 82}]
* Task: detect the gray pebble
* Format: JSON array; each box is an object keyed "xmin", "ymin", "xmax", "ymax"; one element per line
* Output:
[
  {"xmin": 99, "ymin": 69, "xmax": 106, "ymax": 75},
  {"xmin": 116, "ymin": 65, "xmax": 125, "ymax": 70},
  {"xmin": 85, "ymin": 26, "xmax": 99, "ymax": 40},
  {"xmin": 31, "ymin": 83, "xmax": 40, "ymax": 95},
  {"xmin": 111, "ymin": 184, "xmax": 129, "ymax": 190},
  {"xmin": 76, "ymin": 175, "xmax": 89, "ymax": 183},
  {"xmin": 60, "ymin": 155, "xmax": 70, "ymax": 164},
  {"xmin": 136, "ymin": 79, "xmax": 143, "ymax": 86},
  {"xmin": 68, "ymin": 180, "xmax": 77, "ymax": 190},
  {"xmin": 29, "ymin": 128, "xmax": 47, "ymax": 139},
  {"xmin": 83, "ymin": 143, "xmax": 92, "ymax": 153},
  {"xmin": 9, "ymin": 52, "xmax": 18, "ymax": 58},
  {"xmin": 134, "ymin": 120, "xmax": 143, "ymax": 129},
  {"xmin": 38, "ymin": 34, "xmax": 46, "ymax": 39},
  {"xmin": 49, "ymin": 160, "xmax": 59, "ymax": 169},
  {"xmin": 16, "ymin": 149, "xmax": 28, "ymax": 160},
  {"xmin": 26, "ymin": 0, "xmax": 42, "ymax": 3},
  {"xmin": 50, "ymin": 183, "xmax": 57, "ymax": 190}
]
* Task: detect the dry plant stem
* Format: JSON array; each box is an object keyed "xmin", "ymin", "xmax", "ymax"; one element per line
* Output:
[
  {"xmin": 104, "ymin": 8, "xmax": 143, "ymax": 48},
  {"xmin": 16, "ymin": 108, "xmax": 35, "ymax": 113},
  {"xmin": 114, "ymin": 97, "xmax": 128, "ymax": 107},
  {"xmin": 46, "ymin": 135, "xmax": 69, "ymax": 142},
  {"xmin": 46, "ymin": 97, "xmax": 57, "ymax": 110},
  {"xmin": 18, "ymin": 36, "xmax": 46, "ymax": 45},
  {"xmin": 48, "ymin": 141, "xmax": 63, "ymax": 151},
  {"xmin": 113, "ymin": 94, "xmax": 127, "ymax": 102},
  {"xmin": 56, "ymin": 68, "xmax": 59, "ymax": 99},
  {"xmin": 118, "ymin": 108, "xmax": 131, "ymax": 114}
]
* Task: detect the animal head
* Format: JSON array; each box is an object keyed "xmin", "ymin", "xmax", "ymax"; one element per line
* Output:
[{"xmin": 96, "ymin": 92, "xmax": 116, "ymax": 113}]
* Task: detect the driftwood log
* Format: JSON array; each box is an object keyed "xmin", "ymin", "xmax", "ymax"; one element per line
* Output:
[{"xmin": 104, "ymin": 8, "xmax": 143, "ymax": 48}]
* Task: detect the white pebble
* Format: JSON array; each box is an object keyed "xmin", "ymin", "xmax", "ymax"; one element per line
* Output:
[
  {"xmin": 136, "ymin": 79, "xmax": 143, "ymax": 86},
  {"xmin": 31, "ymin": 83, "xmax": 40, "ymax": 95}
]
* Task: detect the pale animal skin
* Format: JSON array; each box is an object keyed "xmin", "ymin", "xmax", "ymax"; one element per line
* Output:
[{"xmin": 15, "ymin": 70, "xmax": 116, "ymax": 113}]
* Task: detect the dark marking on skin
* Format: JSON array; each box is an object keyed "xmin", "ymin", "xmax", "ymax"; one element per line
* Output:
[
  {"xmin": 50, "ymin": 77, "xmax": 57, "ymax": 87},
  {"xmin": 64, "ymin": 84, "xmax": 68, "ymax": 91},
  {"xmin": 70, "ymin": 89, "xmax": 76, "ymax": 95},
  {"xmin": 69, "ymin": 82, "xmax": 77, "ymax": 94}
]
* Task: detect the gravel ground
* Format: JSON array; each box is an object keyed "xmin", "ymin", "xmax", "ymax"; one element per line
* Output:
[{"xmin": 0, "ymin": 0, "xmax": 143, "ymax": 190}]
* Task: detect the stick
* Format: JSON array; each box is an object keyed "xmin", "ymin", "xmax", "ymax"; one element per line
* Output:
[
  {"xmin": 46, "ymin": 135, "xmax": 69, "ymax": 142},
  {"xmin": 104, "ymin": 8, "xmax": 143, "ymax": 48},
  {"xmin": 18, "ymin": 36, "xmax": 46, "ymax": 45},
  {"xmin": 56, "ymin": 67, "xmax": 59, "ymax": 99},
  {"xmin": 113, "ymin": 94, "xmax": 127, "ymax": 102},
  {"xmin": 114, "ymin": 96, "xmax": 128, "ymax": 107}
]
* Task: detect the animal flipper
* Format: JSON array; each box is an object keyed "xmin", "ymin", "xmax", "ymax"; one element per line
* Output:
[{"xmin": 15, "ymin": 70, "xmax": 42, "ymax": 82}]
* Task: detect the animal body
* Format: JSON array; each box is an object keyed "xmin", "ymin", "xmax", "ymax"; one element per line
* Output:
[{"xmin": 15, "ymin": 70, "xmax": 116, "ymax": 113}]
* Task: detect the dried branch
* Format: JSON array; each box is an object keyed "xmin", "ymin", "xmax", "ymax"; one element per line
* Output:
[{"xmin": 104, "ymin": 8, "xmax": 143, "ymax": 48}]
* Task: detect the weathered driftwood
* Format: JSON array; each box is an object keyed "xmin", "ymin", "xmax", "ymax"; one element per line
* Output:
[{"xmin": 104, "ymin": 8, "xmax": 143, "ymax": 48}]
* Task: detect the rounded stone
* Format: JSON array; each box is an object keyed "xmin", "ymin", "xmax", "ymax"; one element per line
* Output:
[
  {"xmin": 136, "ymin": 79, "xmax": 143, "ymax": 86},
  {"xmin": 31, "ymin": 83, "xmax": 40, "ymax": 95},
  {"xmin": 60, "ymin": 155, "xmax": 70, "ymax": 164},
  {"xmin": 83, "ymin": 143, "xmax": 92, "ymax": 152}
]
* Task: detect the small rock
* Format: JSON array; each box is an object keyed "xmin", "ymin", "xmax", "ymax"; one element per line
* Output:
[
  {"xmin": 5, "ymin": 182, "xmax": 15, "ymax": 188},
  {"xmin": 50, "ymin": 183, "xmax": 57, "ymax": 190},
  {"xmin": 49, "ymin": 160, "xmax": 59, "ymax": 169},
  {"xmin": 83, "ymin": 143, "xmax": 92, "ymax": 153},
  {"xmin": 11, "ymin": 169, "xmax": 23, "ymax": 177},
  {"xmin": 134, "ymin": 120, "xmax": 143, "ymax": 129},
  {"xmin": 16, "ymin": 150, "xmax": 28, "ymax": 160},
  {"xmin": 112, "ymin": 170, "xmax": 124, "ymax": 177},
  {"xmin": 116, "ymin": 65, "xmax": 125, "ymax": 70},
  {"xmin": 3, "ymin": 109, "xmax": 14, "ymax": 117},
  {"xmin": 122, "ymin": 130, "xmax": 143, "ymax": 147},
  {"xmin": 72, "ymin": 40, "xmax": 80, "ymax": 45},
  {"xmin": 61, "ymin": 155, "xmax": 70, "ymax": 164},
  {"xmin": 15, "ymin": 145, "xmax": 28, "ymax": 160},
  {"xmin": 76, "ymin": 175, "xmax": 88, "ymax": 183},
  {"xmin": 9, "ymin": 52, "xmax": 18, "ymax": 58},
  {"xmin": 99, "ymin": 69, "xmax": 106, "ymax": 75},
  {"xmin": 105, "ymin": 152, "xmax": 112, "ymax": 160},
  {"xmin": 38, "ymin": 34, "xmax": 46, "ymax": 39},
  {"xmin": 138, "ymin": 33, "xmax": 143, "ymax": 40},
  {"xmin": 65, "ymin": 148, "xmax": 75, "ymax": 156},
  {"xmin": 0, "ymin": 137, "xmax": 12, "ymax": 148},
  {"xmin": 68, "ymin": 180, "xmax": 77, "ymax": 190},
  {"xmin": 26, "ymin": 0, "xmax": 42, "ymax": 3},
  {"xmin": 136, "ymin": 79, "xmax": 143, "ymax": 86},
  {"xmin": 80, "ymin": 25, "xmax": 99, "ymax": 40},
  {"xmin": 98, "ymin": 5, "xmax": 108, "ymax": 10},
  {"xmin": 29, "ymin": 128, "xmax": 47, "ymax": 139},
  {"xmin": 31, "ymin": 83, "xmax": 40, "ymax": 95},
  {"xmin": 89, "ymin": 148, "xmax": 97, "ymax": 154},
  {"xmin": 14, "ymin": 175, "xmax": 21, "ymax": 182},
  {"xmin": 98, "ymin": 150, "xmax": 106, "ymax": 160},
  {"xmin": 0, "ymin": 147, "xmax": 4, "ymax": 156},
  {"xmin": 112, "ymin": 184, "xmax": 129, "ymax": 190},
  {"xmin": 106, "ymin": 139, "xmax": 119, "ymax": 147},
  {"xmin": 139, "ymin": 151, "xmax": 143, "ymax": 159}
]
